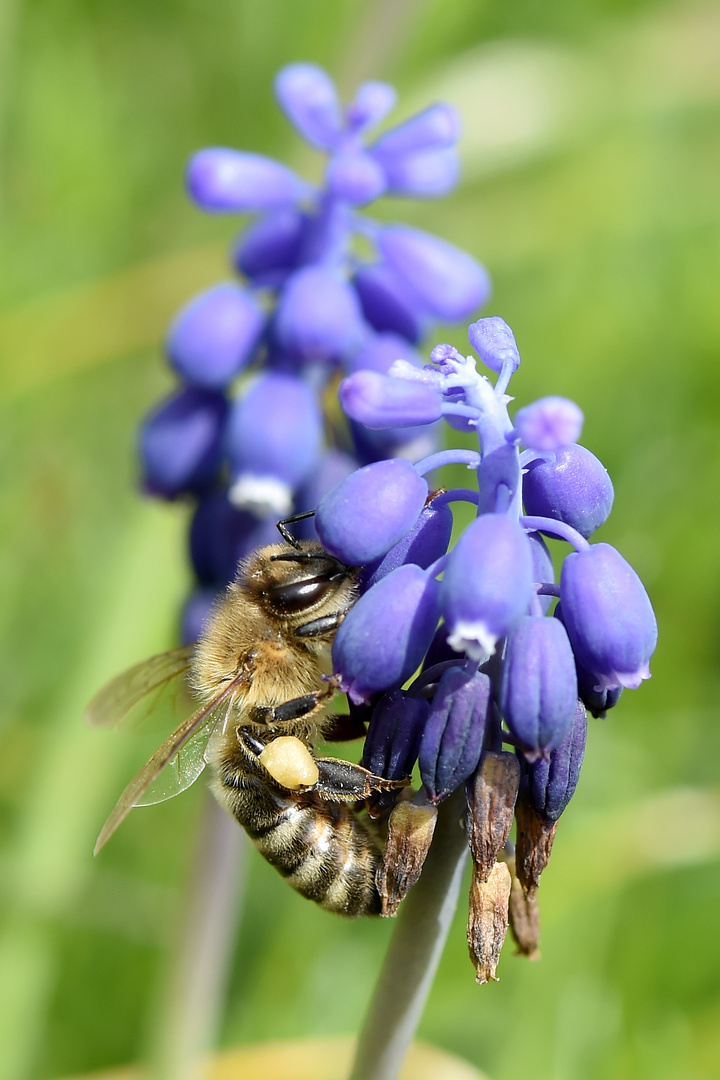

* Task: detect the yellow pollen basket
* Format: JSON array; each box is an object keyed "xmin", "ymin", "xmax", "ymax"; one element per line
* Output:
[{"xmin": 259, "ymin": 735, "xmax": 320, "ymax": 789}]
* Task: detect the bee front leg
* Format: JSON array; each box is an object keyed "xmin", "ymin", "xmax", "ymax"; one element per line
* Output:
[{"xmin": 313, "ymin": 758, "xmax": 409, "ymax": 805}]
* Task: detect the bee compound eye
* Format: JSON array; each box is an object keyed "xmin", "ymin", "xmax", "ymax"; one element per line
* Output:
[{"xmin": 269, "ymin": 574, "xmax": 334, "ymax": 615}]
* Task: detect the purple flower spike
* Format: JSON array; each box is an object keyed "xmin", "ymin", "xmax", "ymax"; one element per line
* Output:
[
  {"xmin": 379, "ymin": 226, "xmax": 491, "ymax": 321},
  {"xmin": 232, "ymin": 209, "xmax": 306, "ymax": 287},
  {"xmin": 361, "ymin": 499, "xmax": 454, "ymax": 589},
  {"xmin": 315, "ymin": 458, "xmax": 428, "ymax": 565},
  {"xmin": 225, "ymin": 373, "xmax": 323, "ymax": 513},
  {"xmin": 274, "ymin": 265, "xmax": 365, "ymax": 361},
  {"xmin": 339, "ymin": 370, "xmax": 443, "ymax": 429},
  {"xmin": 419, "ymin": 667, "xmax": 493, "ymax": 803},
  {"xmin": 346, "ymin": 81, "xmax": 397, "ymax": 133},
  {"xmin": 332, "ymin": 564, "xmax": 440, "ymax": 703},
  {"xmin": 325, "ymin": 150, "xmax": 386, "ymax": 205},
  {"xmin": 528, "ymin": 699, "xmax": 587, "ymax": 822},
  {"xmin": 274, "ymin": 63, "xmax": 343, "ymax": 151},
  {"xmin": 353, "ymin": 262, "xmax": 427, "ymax": 343},
  {"xmin": 514, "ymin": 397, "xmax": 583, "ymax": 452},
  {"xmin": 186, "ymin": 149, "xmax": 305, "ymax": 212},
  {"xmin": 362, "ymin": 688, "xmax": 428, "ymax": 781},
  {"xmin": 441, "ymin": 513, "xmax": 535, "ymax": 658},
  {"xmin": 166, "ymin": 283, "xmax": 264, "ymax": 390},
  {"xmin": 522, "ymin": 444, "xmax": 614, "ymax": 540},
  {"xmin": 499, "ymin": 615, "xmax": 578, "ymax": 761},
  {"xmin": 560, "ymin": 543, "xmax": 658, "ymax": 691},
  {"xmin": 140, "ymin": 387, "xmax": 228, "ymax": 499},
  {"xmin": 467, "ymin": 316, "xmax": 520, "ymax": 376}
]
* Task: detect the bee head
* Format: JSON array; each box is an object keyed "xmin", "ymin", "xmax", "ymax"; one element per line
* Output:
[{"xmin": 240, "ymin": 541, "xmax": 359, "ymax": 635}]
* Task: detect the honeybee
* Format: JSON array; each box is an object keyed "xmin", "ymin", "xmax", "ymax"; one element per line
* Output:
[{"xmin": 88, "ymin": 538, "xmax": 406, "ymax": 916}]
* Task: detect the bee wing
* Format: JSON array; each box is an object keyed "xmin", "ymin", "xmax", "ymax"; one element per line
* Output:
[
  {"xmin": 93, "ymin": 669, "xmax": 250, "ymax": 855},
  {"xmin": 85, "ymin": 646, "xmax": 195, "ymax": 729},
  {"xmin": 135, "ymin": 693, "xmax": 236, "ymax": 806}
]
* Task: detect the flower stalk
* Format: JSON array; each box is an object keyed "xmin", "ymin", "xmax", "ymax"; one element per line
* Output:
[{"xmin": 347, "ymin": 787, "xmax": 469, "ymax": 1080}]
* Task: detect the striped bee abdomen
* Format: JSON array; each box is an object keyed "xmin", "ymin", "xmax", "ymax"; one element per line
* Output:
[{"xmin": 214, "ymin": 768, "xmax": 383, "ymax": 917}]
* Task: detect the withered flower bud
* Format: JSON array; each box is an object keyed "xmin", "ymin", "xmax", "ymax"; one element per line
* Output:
[
  {"xmin": 465, "ymin": 750, "xmax": 520, "ymax": 883},
  {"xmin": 503, "ymin": 852, "xmax": 541, "ymax": 960},
  {"xmin": 513, "ymin": 789, "xmax": 558, "ymax": 899},
  {"xmin": 467, "ymin": 860, "xmax": 512, "ymax": 984},
  {"xmin": 376, "ymin": 797, "xmax": 438, "ymax": 917}
]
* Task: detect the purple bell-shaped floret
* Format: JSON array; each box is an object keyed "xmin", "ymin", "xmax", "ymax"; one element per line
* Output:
[
  {"xmin": 514, "ymin": 397, "xmax": 583, "ymax": 452},
  {"xmin": 353, "ymin": 262, "xmax": 427, "ymax": 343},
  {"xmin": 225, "ymin": 373, "xmax": 323, "ymax": 516},
  {"xmin": 315, "ymin": 458, "xmax": 428, "ymax": 565},
  {"xmin": 499, "ymin": 615, "xmax": 578, "ymax": 761},
  {"xmin": 232, "ymin": 209, "xmax": 306, "ymax": 288},
  {"xmin": 440, "ymin": 513, "xmax": 535, "ymax": 658},
  {"xmin": 378, "ymin": 226, "xmax": 491, "ymax": 321},
  {"xmin": 527, "ymin": 699, "xmax": 587, "ymax": 821},
  {"xmin": 362, "ymin": 687, "xmax": 429, "ymax": 816},
  {"xmin": 345, "ymin": 81, "xmax": 397, "ymax": 134},
  {"xmin": 189, "ymin": 492, "xmax": 279, "ymax": 587},
  {"xmin": 419, "ymin": 667, "xmax": 493, "ymax": 803},
  {"xmin": 560, "ymin": 542, "xmax": 657, "ymax": 691},
  {"xmin": 362, "ymin": 688, "xmax": 428, "ymax": 782},
  {"xmin": 553, "ymin": 601, "xmax": 623, "ymax": 717},
  {"xmin": 139, "ymin": 387, "xmax": 228, "ymax": 499},
  {"xmin": 467, "ymin": 316, "xmax": 520, "ymax": 376},
  {"xmin": 342, "ymin": 331, "xmax": 422, "ymax": 377},
  {"xmin": 274, "ymin": 63, "xmax": 343, "ymax": 150},
  {"xmin": 349, "ymin": 416, "xmax": 439, "ymax": 469},
  {"xmin": 361, "ymin": 499, "xmax": 453, "ymax": 590},
  {"xmin": 274, "ymin": 265, "xmax": 365, "ymax": 362},
  {"xmin": 339, "ymin": 370, "xmax": 443, "ymax": 429},
  {"xmin": 377, "ymin": 147, "xmax": 458, "ymax": 199},
  {"xmin": 369, "ymin": 104, "xmax": 460, "ymax": 198},
  {"xmin": 166, "ymin": 283, "xmax": 264, "ymax": 390},
  {"xmin": 186, "ymin": 149, "xmax": 306, "ymax": 212},
  {"xmin": 292, "ymin": 449, "xmax": 358, "ymax": 539},
  {"xmin": 325, "ymin": 150, "xmax": 386, "ymax": 205},
  {"xmin": 522, "ymin": 444, "xmax": 614, "ymax": 540},
  {"xmin": 528, "ymin": 531, "xmax": 555, "ymax": 615},
  {"xmin": 332, "ymin": 564, "xmax": 440, "ymax": 704}
]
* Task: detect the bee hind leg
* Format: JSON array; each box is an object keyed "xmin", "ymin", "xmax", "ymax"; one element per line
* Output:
[{"xmin": 313, "ymin": 758, "xmax": 409, "ymax": 805}]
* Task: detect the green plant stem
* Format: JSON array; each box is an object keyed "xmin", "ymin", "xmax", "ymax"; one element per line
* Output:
[
  {"xmin": 347, "ymin": 787, "xmax": 469, "ymax": 1080},
  {"xmin": 150, "ymin": 791, "xmax": 247, "ymax": 1080}
]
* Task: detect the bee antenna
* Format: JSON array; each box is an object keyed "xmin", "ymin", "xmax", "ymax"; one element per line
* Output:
[{"xmin": 276, "ymin": 510, "xmax": 316, "ymax": 549}]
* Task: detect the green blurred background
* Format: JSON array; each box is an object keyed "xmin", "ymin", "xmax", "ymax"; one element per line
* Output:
[{"xmin": 1, "ymin": 0, "xmax": 719, "ymax": 1077}]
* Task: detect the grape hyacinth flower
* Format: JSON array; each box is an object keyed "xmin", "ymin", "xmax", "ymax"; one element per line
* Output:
[
  {"xmin": 137, "ymin": 62, "xmax": 490, "ymax": 641},
  {"xmin": 327, "ymin": 314, "xmax": 657, "ymax": 982}
]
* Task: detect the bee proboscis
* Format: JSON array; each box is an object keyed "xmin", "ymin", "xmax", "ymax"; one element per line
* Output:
[{"xmin": 88, "ymin": 540, "xmax": 406, "ymax": 916}]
